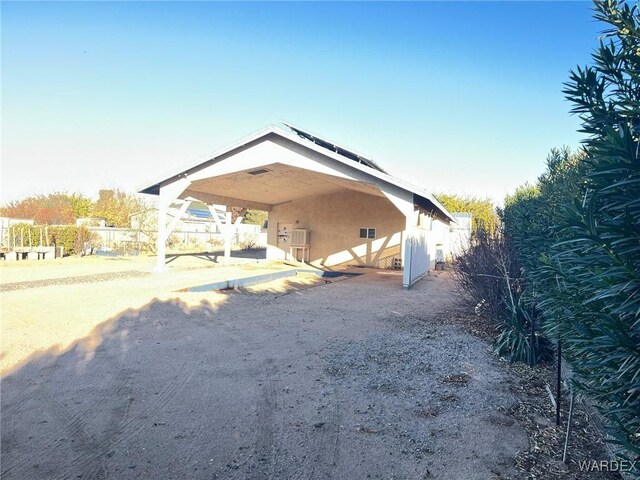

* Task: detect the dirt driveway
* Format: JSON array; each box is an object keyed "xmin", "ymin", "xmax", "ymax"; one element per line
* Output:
[{"xmin": 1, "ymin": 266, "xmax": 528, "ymax": 479}]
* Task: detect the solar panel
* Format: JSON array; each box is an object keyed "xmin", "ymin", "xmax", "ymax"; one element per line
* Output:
[{"xmin": 282, "ymin": 122, "xmax": 388, "ymax": 174}]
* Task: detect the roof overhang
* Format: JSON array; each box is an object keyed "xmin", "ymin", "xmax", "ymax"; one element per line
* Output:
[{"xmin": 138, "ymin": 125, "xmax": 455, "ymax": 223}]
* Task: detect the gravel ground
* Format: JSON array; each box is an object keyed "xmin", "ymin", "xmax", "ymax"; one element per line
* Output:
[
  {"xmin": 0, "ymin": 268, "xmax": 620, "ymax": 479},
  {"xmin": 0, "ymin": 270, "xmax": 151, "ymax": 292}
]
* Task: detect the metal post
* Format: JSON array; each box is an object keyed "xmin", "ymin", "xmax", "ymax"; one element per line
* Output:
[{"xmin": 562, "ymin": 388, "xmax": 575, "ymax": 463}]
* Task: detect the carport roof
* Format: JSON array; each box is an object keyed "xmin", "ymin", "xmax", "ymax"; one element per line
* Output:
[{"xmin": 138, "ymin": 124, "xmax": 455, "ymax": 223}]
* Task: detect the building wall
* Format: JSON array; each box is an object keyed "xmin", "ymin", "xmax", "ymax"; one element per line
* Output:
[{"xmin": 266, "ymin": 190, "xmax": 405, "ymax": 267}]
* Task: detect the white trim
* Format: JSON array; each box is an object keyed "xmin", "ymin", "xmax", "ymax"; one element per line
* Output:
[{"xmin": 137, "ymin": 125, "xmax": 455, "ymax": 223}]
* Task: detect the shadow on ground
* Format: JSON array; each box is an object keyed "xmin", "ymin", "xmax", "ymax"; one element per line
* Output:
[
  {"xmin": 1, "ymin": 273, "xmax": 528, "ymax": 480},
  {"xmin": 165, "ymin": 248, "xmax": 266, "ymax": 265}
]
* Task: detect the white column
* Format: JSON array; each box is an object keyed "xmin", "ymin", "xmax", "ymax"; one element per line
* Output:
[
  {"xmin": 155, "ymin": 178, "xmax": 191, "ymax": 272},
  {"xmin": 402, "ymin": 213, "xmax": 414, "ymax": 288},
  {"xmin": 156, "ymin": 201, "xmax": 168, "ymax": 271},
  {"xmin": 224, "ymin": 211, "xmax": 232, "ymax": 262},
  {"xmin": 379, "ymin": 188, "xmax": 416, "ymax": 288}
]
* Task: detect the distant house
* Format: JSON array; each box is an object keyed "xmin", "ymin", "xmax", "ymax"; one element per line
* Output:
[{"xmin": 129, "ymin": 201, "xmax": 222, "ymax": 234}]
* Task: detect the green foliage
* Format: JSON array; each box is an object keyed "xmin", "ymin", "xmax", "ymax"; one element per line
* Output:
[
  {"xmin": 73, "ymin": 225, "xmax": 101, "ymax": 255},
  {"xmin": 495, "ymin": 293, "xmax": 552, "ymax": 366},
  {"xmin": 502, "ymin": 0, "xmax": 640, "ymax": 458},
  {"xmin": 502, "ymin": 148, "xmax": 588, "ymax": 274},
  {"xmin": 48, "ymin": 226, "xmax": 78, "ymax": 255},
  {"xmin": 47, "ymin": 225, "xmax": 100, "ymax": 256},
  {"xmin": 453, "ymin": 227, "xmax": 553, "ymax": 366},
  {"xmin": 1, "ymin": 192, "xmax": 93, "ymax": 225},
  {"xmin": 435, "ymin": 193, "xmax": 498, "ymax": 233},
  {"xmin": 0, "ymin": 192, "xmax": 77, "ymax": 225},
  {"xmin": 93, "ymin": 189, "xmax": 146, "ymax": 228},
  {"xmin": 243, "ymin": 209, "xmax": 268, "ymax": 227},
  {"xmin": 69, "ymin": 193, "xmax": 93, "ymax": 219},
  {"xmin": 2, "ymin": 223, "xmax": 47, "ymax": 249},
  {"xmin": 547, "ymin": 0, "xmax": 639, "ymax": 457}
]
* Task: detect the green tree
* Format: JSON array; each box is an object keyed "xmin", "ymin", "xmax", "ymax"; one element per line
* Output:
[
  {"xmin": 69, "ymin": 193, "xmax": 94, "ymax": 219},
  {"xmin": 93, "ymin": 189, "xmax": 146, "ymax": 228},
  {"xmin": 435, "ymin": 193, "xmax": 498, "ymax": 233},
  {"xmin": 243, "ymin": 209, "xmax": 268, "ymax": 227},
  {"xmin": 502, "ymin": 147, "xmax": 588, "ymax": 274},
  {"xmin": 1, "ymin": 192, "xmax": 76, "ymax": 224}
]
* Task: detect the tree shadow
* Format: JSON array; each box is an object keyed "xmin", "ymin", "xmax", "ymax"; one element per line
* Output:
[
  {"xmin": 0, "ymin": 293, "xmax": 267, "ymax": 479},
  {"xmin": 165, "ymin": 248, "xmax": 267, "ymax": 265}
]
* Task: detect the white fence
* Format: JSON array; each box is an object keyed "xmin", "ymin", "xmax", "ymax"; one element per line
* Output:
[
  {"xmin": 90, "ymin": 224, "xmax": 264, "ymax": 255},
  {"xmin": 403, "ymin": 226, "xmax": 430, "ymax": 288}
]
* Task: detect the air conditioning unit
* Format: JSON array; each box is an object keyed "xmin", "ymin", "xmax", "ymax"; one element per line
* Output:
[{"xmin": 291, "ymin": 229, "xmax": 310, "ymax": 246}]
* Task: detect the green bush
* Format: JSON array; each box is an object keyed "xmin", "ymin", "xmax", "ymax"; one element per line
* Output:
[
  {"xmin": 495, "ymin": 293, "xmax": 552, "ymax": 366},
  {"xmin": 453, "ymin": 227, "xmax": 553, "ymax": 366},
  {"xmin": 502, "ymin": 0, "xmax": 640, "ymax": 459},
  {"xmin": 48, "ymin": 226, "xmax": 78, "ymax": 255},
  {"xmin": 543, "ymin": 0, "xmax": 639, "ymax": 458},
  {"xmin": 48, "ymin": 225, "xmax": 100, "ymax": 256}
]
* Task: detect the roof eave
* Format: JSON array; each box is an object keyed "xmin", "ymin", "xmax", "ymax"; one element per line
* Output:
[{"xmin": 137, "ymin": 125, "xmax": 455, "ymax": 223}]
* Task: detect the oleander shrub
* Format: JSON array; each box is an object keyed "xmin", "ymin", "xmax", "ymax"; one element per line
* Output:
[
  {"xmin": 453, "ymin": 226, "xmax": 552, "ymax": 365},
  {"xmin": 501, "ymin": 0, "xmax": 640, "ymax": 458}
]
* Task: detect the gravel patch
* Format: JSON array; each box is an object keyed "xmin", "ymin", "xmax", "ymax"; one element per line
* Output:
[
  {"xmin": 321, "ymin": 318, "xmax": 527, "ymax": 479},
  {"xmin": 0, "ymin": 270, "xmax": 151, "ymax": 292}
]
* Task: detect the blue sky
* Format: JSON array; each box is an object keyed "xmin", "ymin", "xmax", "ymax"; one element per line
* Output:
[{"xmin": 2, "ymin": 1, "xmax": 600, "ymax": 204}]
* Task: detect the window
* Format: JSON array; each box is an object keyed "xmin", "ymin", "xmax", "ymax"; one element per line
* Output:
[{"xmin": 359, "ymin": 227, "xmax": 376, "ymax": 239}]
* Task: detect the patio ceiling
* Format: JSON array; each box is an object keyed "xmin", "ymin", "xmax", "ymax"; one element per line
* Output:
[{"xmin": 180, "ymin": 162, "xmax": 386, "ymax": 211}]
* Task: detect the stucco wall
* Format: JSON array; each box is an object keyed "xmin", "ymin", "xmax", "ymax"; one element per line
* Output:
[{"xmin": 267, "ymin": 190, "xmax": 405, "ymax": 268}]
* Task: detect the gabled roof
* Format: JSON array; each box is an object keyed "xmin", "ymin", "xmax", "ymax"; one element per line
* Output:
[
  {"xmin": 282, "ymin": 122, "xmax": 388, "ymax": 174},
  {"xmin": 138, "ymin": 124, "xmax": 455, "ymax": 223}
]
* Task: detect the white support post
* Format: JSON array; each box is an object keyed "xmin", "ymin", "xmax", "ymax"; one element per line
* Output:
[
  {"xmin": 379, "ymin": 188, "xmax": 416, "ymax": 288},
  {"xmin": 163, "ymin": 200, "xmax": 191, "ymax": 243},
  {"xmin": 157, "ymin": 201, "xmax": 168, "ymax": 271},
  {"xmin": 207, "ymin": 204, "xmax": 225, "ymax": 234},
  {"xmin": 155, "ymin": 178, "xmax": 191, "ymax": 272},
  {"xmin": 402, "ymin": 214, "xmax": 412, "ymax": 288},
  {"xmin": 224, "ymin": 211, "xmax": 232, "ymax": 262},
  {"xmin": 402, "ymin": 210, "xmax": 420, "ymax": 289}
]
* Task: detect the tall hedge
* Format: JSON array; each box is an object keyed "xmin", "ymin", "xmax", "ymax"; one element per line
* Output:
[{"xmin": 503, "ymin": 0, "xmax": 639, "ymax": 458}]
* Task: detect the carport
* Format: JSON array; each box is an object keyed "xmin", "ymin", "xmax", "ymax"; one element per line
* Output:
[{"xmin": 138, "ymin": 123, "xmax": 455, "ymax": 288}]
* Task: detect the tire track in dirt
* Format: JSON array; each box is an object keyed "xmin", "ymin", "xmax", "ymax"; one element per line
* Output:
[
  {"xmin": 2, "ymin": 341, "xmax": 140, "ymax": 480},
  {"xmin": 306, "ymin": 397, "xmax": 341, "ymax": 480},
  {"xmin": 2, "ymin": 354, "xmax": 64, "ymax": 417},
  {"xmin": 71, "ymin": 343, "xmax": 140, "ymax": 479},
  {"xmin": 0, "ymin": 351, "xmax": 85, "ymax": 479},
  {"xmin": 250, "ymin": 358, "xmax": 284, "ymax": 480},
  {"xmin": 69, "ymin": 360, "xmax": 195, "ymax": 477}
]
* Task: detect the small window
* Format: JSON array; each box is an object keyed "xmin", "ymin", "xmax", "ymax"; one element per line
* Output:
[{"xmin": 359, "ymin": 227, "xmax": 376, "ymax": 239}]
